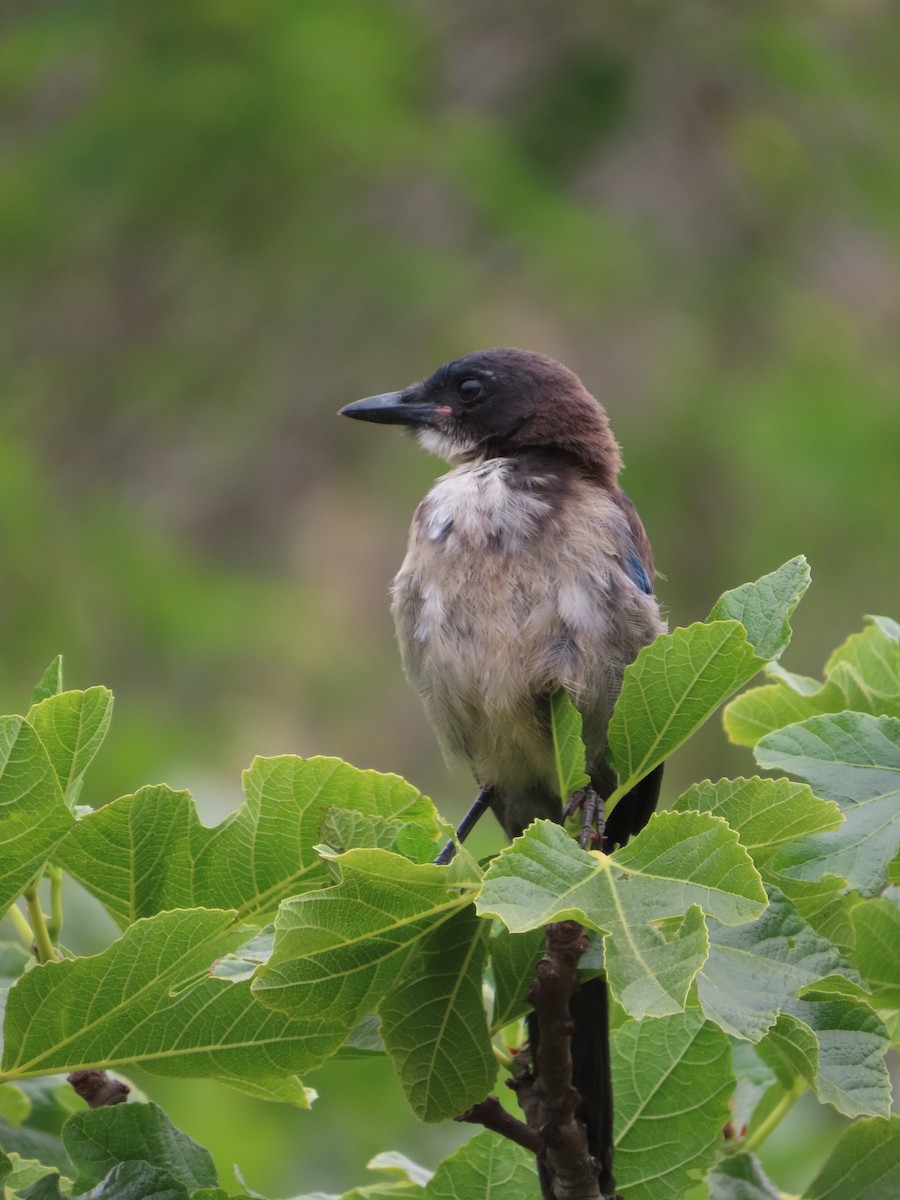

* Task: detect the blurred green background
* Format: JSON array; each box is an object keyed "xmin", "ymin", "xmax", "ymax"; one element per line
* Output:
[{"xmin": 2, "ymin": 1, "xmax": 897, "ymax": 1195}]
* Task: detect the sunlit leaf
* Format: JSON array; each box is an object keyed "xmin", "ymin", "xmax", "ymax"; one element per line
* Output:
[
  {"xmin": 1, "ymin": 909, "xmax": 327, "ymax": 1099},
  {"xmin": 56, "ymin": 757, "xmax": 438, "ymax": 927},
  {"xmin": 709, "ymin": 555, "xmax": 810, "ymax": 661},
  {"xmin": 477, "ymin": 816, "xmax": 765, "ymax": 1018},
  {"xmin": 725, "ymin": 615, "xmax": 900, "ymax": 747},
  {"xmin": 26, "ymin": 688, "xmax": 113, "ymax": 808},
  {"xmin": 550, "ymin": 689, "xmax": 590, "ymax": 802},
  {"xmin": 0, "ymin": 718, "xmax": 74, "ymax": 917},
  {"xmin": 674, "ymin": 776, "xmax": 841, "ymax": 869},
  {"xmin": 607, "ymin": 620, "xmax": 761, "ymax": 805},
  {"xmin": 252, "ymin": 848, "xmax": 479, "ymax": 1026}
]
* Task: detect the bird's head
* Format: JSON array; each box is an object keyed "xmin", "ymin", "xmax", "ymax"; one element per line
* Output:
[{"xmin": 339, "ymin": 348, "xmax": 623, "ymax": 486}]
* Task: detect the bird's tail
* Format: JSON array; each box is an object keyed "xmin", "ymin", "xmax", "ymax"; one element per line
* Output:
[{"xmin": 527, "ymin": 974, "xmax": 614, "ymax": 1200}]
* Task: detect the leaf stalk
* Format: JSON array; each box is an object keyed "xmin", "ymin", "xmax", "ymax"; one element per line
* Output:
[{"xmin": 743, "ymin": 1076, "xmax": 807, "ymax": 1154}]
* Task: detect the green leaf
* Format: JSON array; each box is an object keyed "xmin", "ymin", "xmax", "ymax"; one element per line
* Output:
[
  {"xmin": 477, "ymin": 816, "xmax": 765, "ymax": 1018},
  {"xmin": 319, "ymin": 808, "xmax": 436, "ymax": 862},
  {"xmin": 758, "ymin": 713, "xmax": 900, "ymax": 897},
  {"xmin": 730, "ymin": 1041, "xmax": 779, "ymax": 1138},
  {"xmin": 489, "ymin": 927, "xmax": 544, "ymax": 1031},
  {"xmin": 709, "ymin": 555, "xmax": 810, "ymax": 661},
  {"xmin": 850, "ymin": 899, "xmax": 900, "ymax": 1013},
  {"xmin": 334, "ymin": 1014, "xmax": 385, "ymax": 1059},
  {"xmin": 2, "ymin": 1154, "xmax": 69, "ymax": 1199},
  {"xmin": 759, "ymin": 994, "xmax": 891, "ymax": 1119},
  {"xmin": 1, "ymin": 909, "xmax": 327, "ymax": 1098},
  {"xmin": 607, "ymin": 558, "xmax": 809, "ymax": 808},
  {"xmin": 0, "ymin": 942, "xmax": 33, "ymax": 988},
  {"xmin": 252, "ymin": 848, "xmax": 479, "ymax": 1025},
  {"xmin": 725, "ymin": 615, "xmax": 900, "ymax": 747},
  {"xmin": 612, "ymin": 1010, "xmax": 732, "ymax": 1200},
  {"xmin": 674, "ymin": 777, "xmax": 842, "ymax": 870},
  {"xmin": 708, "ymin": 1152, "xmax": 781, "ymax": 1200},
  {"xmin": 550, "ymin": 689, "xmax": 590, "ymax": 802},
  {"xmin": 0, "ymin": 1082, "xmax": 31, "ymax": 1125},
  {"xmin": 378, "ymin": 905, "xmax": 495, "ymax": 1122},
  {"xmin": 803, "ymin": 1115, "xmax": 900, "ymax": 1200},
  {"xmin": 63, "ymin": 1102, "xmax": 217, "ymax": 1193},
  {"xmin": 26, "ymin": 688, "xmax": 114, "ymax": 808},
  {"xmin": 422, "ymin": 1130, "xmax": 538, "ymax": 1200},
  {"xmin": 56, "ymin": 757, "xmax": 438, "ymax": 928},
  {"xmin": 18, "ymin": 1171, "xmax": 66, "ymax": 1200},
  {"xmin": 0, "ymin": 1077, "xmax": 78, "ymax": 1173},
  {"xmin": 697, "ymin": 886, "xmax": 860, "ymax": 1041},
  {"xmin": 607, "ymin": 621, "xmax": 762, "ymax": 808},
  {"xmin": 774, "ymin": 873, "xmax": 860, "ymax": 956},
  {"xmin": 0, "ymin": 717, "xmax": 74, "ymax": 917},
  {"xmin": 31, "ymin": 660, "xmax": 63, "ymax": 707},
  {"xmin": 80, "ymin": 1161, "xmax": 187, "ymax": 1200}
]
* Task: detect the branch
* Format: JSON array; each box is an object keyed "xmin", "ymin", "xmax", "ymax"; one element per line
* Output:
[
  {"xmin": 456, "ymin": 1095, "xmax": 542, "ymax": 1154},
  {"xmin": 528, "ymin": 920, "xmax": 602, "ymax": 1200}
]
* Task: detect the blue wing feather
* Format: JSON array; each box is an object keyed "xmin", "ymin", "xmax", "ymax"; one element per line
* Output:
[{"xmin": 625, "ymin": 552, "xmax": 653, "ymax": 595}]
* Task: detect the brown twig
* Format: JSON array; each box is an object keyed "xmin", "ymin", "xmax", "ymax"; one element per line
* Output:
[{"xmin": 456, "ymin": 1094, "xmax": 543, "ymax": 1154}]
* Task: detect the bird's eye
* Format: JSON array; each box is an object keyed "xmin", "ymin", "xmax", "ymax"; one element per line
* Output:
[{"xmin": 457, "ymin": 378, "xmax": 483, "ymax": 403}]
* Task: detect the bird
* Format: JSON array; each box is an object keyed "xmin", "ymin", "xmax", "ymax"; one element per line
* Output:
[{"xmin": 340, "ymin": 348, "xmax": 666, "ymax": 1200}]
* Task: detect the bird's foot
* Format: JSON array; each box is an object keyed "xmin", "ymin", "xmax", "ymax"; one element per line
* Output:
[{"xmin": 563, "ymin": 787, "xmax": 606, "ymax": 851}]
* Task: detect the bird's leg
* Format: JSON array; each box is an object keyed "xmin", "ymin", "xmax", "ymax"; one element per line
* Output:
[
  {"xmin": 563, "ymin": 787, "xmax": 606, "ymax": 851},
  {"xmin": 434, "ymin": 786, "xmax": 494, "ymax": 865}
]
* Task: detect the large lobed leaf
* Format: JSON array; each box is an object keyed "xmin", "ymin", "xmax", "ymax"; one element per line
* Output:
[
  {"xmin": 56, "ymin": 756, "xmax": 438, "ymax": 928},
  {"xmin": 0, "ymin": 909, "xmax": 326, "ymax": 1103},
  {"xmin": 477, "ymin": 815, "xmax": 765, "ymax": 1019}
]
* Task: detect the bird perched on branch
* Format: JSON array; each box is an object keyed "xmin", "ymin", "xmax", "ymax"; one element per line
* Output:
[{"xmin": 340, "ymin": 348, "xmax": 666, "ymax": 1199}]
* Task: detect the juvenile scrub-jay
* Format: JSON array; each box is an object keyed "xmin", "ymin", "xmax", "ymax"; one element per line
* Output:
[{"xmin": 340, "ymin": 348, "xmax": 666, "ymax": 1199}]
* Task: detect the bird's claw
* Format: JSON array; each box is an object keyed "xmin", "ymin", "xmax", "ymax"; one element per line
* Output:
[{"xmin": 564, "ymin": 787, "xmax": 606, "ymax": 851}]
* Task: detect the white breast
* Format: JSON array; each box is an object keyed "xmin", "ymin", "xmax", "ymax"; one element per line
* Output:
[
  {"xmin": 390, "ymin": 460, "xmax": 665, "ymax": 792},
  {"xmin": 418, "ymin": 458, "xmax": 553, "ymax": 553}
]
